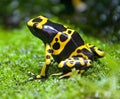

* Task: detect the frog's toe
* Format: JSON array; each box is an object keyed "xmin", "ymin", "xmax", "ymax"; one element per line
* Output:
[
  {"xmin": 36, "ymin": 75, "xmax": 43, "ymax": 79},
  {"xmin": 51, "ymin": 72, "xmax": 63, "ymax": 76},
  {"xmin": 28, "ymin": 72, "xmax": 37, "ymax": 78},
  {"xmin": 28, "ymin": 72, "xmax": 37, "ymax": 81},
  {"xmin": 28, "ymin": 77, "xmax": 36, "ymax": 81},
  {"xmin": 59, "ymin": 72, "xmax": 72, "ymax": 79},
  {"xmin": 51, "ymin": 72, "xmax": 72, "ymax": 79},
  {"xmin": 28, "ymin": 72, "xmax": 36, "ymax": 77}
]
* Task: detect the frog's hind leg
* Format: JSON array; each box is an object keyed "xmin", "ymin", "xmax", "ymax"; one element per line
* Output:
[{"xmin": 58, "ymin": 57, "xmax": 92, "ymax": 78}]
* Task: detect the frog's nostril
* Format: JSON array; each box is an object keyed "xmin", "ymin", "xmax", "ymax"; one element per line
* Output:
[{"xmin": 32, "ymin": 18, "xmax": 42, "ymax": 22}]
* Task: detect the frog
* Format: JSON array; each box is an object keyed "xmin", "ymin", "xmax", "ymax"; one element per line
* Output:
[{"xmin": 27, "ymin": 15, "xmax": 104, "ymax": 79}]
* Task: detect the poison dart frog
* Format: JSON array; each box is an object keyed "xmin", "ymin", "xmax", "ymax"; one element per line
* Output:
[{"xmin": 27, "ymin": 15, "xmax": 104, "ymax": 79}]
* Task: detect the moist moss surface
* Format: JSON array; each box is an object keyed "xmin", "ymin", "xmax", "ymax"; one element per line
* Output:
[{"xmin": 0, "ymin": 26, "xmax": 120, "ymax": 99}]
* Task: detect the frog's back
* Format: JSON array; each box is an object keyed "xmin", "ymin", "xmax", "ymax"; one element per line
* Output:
[{"xmin": 50, "ymin": 28, "xmax": 84, "ymax": 63}]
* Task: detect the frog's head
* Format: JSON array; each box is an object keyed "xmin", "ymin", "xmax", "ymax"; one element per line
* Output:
[
  {"xmin": 27, "ymin": 16, "xmax": 58, "ymax": 43},
  {"xmin": 86, "ymin": 43, "xmax": 104, "ymax": 58}
]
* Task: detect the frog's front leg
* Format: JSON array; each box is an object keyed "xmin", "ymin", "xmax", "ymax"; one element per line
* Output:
[
  {"xmin": 58, "ymin": 57, "xmax": 92, "ymax": 78},
  {"xmin": 30, "ymin": 43, "xmax": 53, "ymax": 80}
]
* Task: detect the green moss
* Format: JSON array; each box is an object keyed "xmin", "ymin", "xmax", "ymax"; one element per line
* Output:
[{"xmin": 0, "ymin": 26, "xmax": 120, "ymax": 99}]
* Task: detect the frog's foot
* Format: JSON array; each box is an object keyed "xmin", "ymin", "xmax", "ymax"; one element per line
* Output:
[
  {"xmin": 59, "ymin": 72, "xmax": 72, "ymax": 79},
  {"xmin": 28, "ymin": 72, "xmax": 37, "ymax": 81},
  {"xmin": 51, "ymin": 72, "xmax": 72, "ymax": 79},
  {"xmin": 51, "ymin": 72, "xmax": 63, "ymax": 76},
  {"xmin": 28, "ymin": 72, "xmax": 46, "ymax": 81}
]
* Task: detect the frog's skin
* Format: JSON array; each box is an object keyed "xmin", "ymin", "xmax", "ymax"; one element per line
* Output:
[{"xmin": 27, "ymin": 15, "xmax": 104, "ymax": 79}]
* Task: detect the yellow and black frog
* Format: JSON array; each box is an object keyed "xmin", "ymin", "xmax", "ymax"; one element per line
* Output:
[{"xmin": 27, "ymin": 15, "xmax": 104, "ymax": 79}]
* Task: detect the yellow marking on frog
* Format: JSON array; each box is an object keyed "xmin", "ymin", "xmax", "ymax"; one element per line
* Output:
[
  {"xmin": 69, "ymin": 44, "xmax": 92, "ymax": 59},
  {"xmin": 58, "ymin": 61, "xmax": 65, "ymax": 68},
  {"xmin": 50, "ymin": 32, "xmax": 69, "ymax": 55},
  {"xmin": 36, "ymin": 16, "xmax": 48, "ymax": 29},
  {"xmin": 86, "ymin": 43, "xmax": 94, "ymax": 48},
  {"xmin": 27, "ymin": 19, "xmax": 34, "ymax": 27},
  {"xmin": 79, "ymin": 58, "xmax": 85, "ymax": 66},
  {"xmin": 45, "ymin": 44, "xmax": 53, "ymax": 65},
  {"xmin": 66, "ymin": 61, "xmax": 75, "ymax": 68},
  {"xmin": 94, "ymin": 47, "xmax": 104, "ymax": 57},
  {"xmin": 63, "ymin": 28, "xmax": 75, "ymax": 36},
  {"xmin": 66, "ymin": 59, "xmax": 84, "ymax": 68},
  {"xmin": 58, "ymin": 57, "xmax": 86, "ymax": 69},
  {"xmin": 38, "ymin": 63, "xmax": 47, "ymax": 77},
  {"xmin": 50, "ymin": 29, "xmax": 75, "ymax": 55},
  {"xmin": 80, "ymin": 70, "xmax": 85, "ymax": 74},
  {"xmin": 78, "ymin": 44, "xmax": 92, "ymax": 52},
  {"xmin": 27, "ymin": 15, "xmax": 48, "ymax": 29}
]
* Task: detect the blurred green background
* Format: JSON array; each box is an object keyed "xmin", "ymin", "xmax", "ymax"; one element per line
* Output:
[{"xmin": 0, "ymin": 0, "xmax": 120, "ymax": 42}]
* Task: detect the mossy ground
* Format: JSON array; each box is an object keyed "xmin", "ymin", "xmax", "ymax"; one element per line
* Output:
[{"xmin": 0, "ymin": 25, "xmax": 120, "ymax": 99}]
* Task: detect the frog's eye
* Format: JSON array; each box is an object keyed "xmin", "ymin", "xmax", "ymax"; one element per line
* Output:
[{"xmin": 32, "ymin": 18, "xmax": 42, "ymax": 22}]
